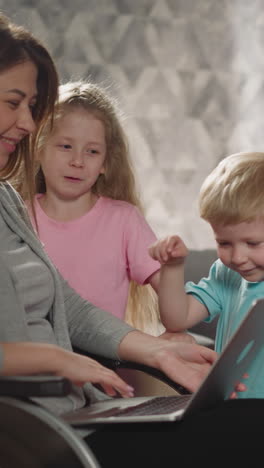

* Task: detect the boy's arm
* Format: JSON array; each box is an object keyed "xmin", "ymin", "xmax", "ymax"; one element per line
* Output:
[{"xmin": 149, "ymin": 235, "xmax": 208, "ymax": 331}]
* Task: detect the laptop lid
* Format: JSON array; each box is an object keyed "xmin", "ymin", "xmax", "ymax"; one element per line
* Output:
[
  {"xmin": 62, "ymin": 298, "xmax": 264, "ymax": 425},
  {"xmin": 185, "ymin": 297, "xmax": 264, "ymax": 416}
]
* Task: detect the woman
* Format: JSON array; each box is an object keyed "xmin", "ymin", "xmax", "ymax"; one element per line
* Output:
[{"xmin": 0, "ymin": 10, "xmax": 216, "ymax": 413}]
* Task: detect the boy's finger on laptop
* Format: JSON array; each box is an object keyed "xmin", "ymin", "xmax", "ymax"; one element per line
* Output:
[{"xmin": 229, "ymin": 381, "xmax": 247, "ymax": 399}]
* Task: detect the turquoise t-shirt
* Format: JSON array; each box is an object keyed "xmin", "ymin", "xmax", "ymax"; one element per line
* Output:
[{"xmin": 186, "ymin": 259, "xmax": 264, "ymax": 398}]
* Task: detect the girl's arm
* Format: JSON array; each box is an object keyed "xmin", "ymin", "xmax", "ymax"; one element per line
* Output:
[{"xmin": 149, "ymin": 235, "xmax": 208, "ymax": 331}]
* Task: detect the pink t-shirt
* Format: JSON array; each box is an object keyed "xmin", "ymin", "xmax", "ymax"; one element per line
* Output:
[{"xmin": 31, "ymin": 196, "xmax": 160, "ymax": 319}]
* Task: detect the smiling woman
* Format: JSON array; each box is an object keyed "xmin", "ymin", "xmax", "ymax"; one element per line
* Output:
[
  {"xmin": 0, "ymin": 12, "xmax": 141, "ymax": 402},
  {"xmin": 0, "ymin": 61, "xmax": 37, "ymax": 169},
  {"xmin": 0, "ymin": 13, "xmax": 58, "ymax": 195}
]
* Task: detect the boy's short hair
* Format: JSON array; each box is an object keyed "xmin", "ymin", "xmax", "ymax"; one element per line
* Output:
[{"xmin": 199, "ymin": 152, "xmax": 264, "ymax": 225}]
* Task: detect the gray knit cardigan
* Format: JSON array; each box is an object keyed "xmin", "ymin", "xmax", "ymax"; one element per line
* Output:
[{"xmin": 0, "ymin": 182, "xmax": 134, "ymax": 403}]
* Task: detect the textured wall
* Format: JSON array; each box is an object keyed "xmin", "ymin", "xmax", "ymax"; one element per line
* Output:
[{"xmin": 2, "ymin": 0, "xmax": 264, "ymax": 249}]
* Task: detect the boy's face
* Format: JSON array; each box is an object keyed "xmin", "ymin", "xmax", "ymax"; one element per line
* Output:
[{"xmin": 212, "ymin": 219, "xmax": 264, "ymax": 282}]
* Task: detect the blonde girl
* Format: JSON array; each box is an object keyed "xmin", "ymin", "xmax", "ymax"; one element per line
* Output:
[{"xmin": 29, "ymin": 80, "xmax": 164, "ymax": 333}]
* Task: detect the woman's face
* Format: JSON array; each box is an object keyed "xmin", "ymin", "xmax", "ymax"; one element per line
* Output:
[{"xmin": 0, "ymin": 60, "xmax": 37, "ymax": 169}]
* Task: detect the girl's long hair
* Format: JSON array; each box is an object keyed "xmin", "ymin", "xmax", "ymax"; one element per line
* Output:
[{"xmin": 35, "ymin": 80, "xmax": 160, "ymax": 333}]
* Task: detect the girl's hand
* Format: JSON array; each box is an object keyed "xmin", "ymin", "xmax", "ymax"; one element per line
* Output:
[{"xmin": 148, "ymin": 235, "xmax": 188, "ymax": 265}]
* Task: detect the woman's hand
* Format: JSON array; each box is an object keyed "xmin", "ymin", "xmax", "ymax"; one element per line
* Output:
[
  {"xmin": 119, "ymin": 331, "xmax": 218, "ymax": 393},
  {"xmin": 158, "ymin": 330, "xmax": 196, "ymax": 344},
  {"xmin": 54, "ymin": 347, "xmax": 135, "ymax": 398},
  {"xmin": 152, "ymin": 342, "xmax": 217, "ymax": 393},
  {"xmin": 1, "ymin": 342, "xmax": 134, "ymax": 398}
]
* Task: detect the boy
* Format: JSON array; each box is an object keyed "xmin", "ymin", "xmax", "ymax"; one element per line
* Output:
[{"xmin": 149, "ymin": 151, "xmax": 264, "ymax": 398}]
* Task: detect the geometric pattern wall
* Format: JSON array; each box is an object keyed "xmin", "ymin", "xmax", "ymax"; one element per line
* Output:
[{"xmin": 2, "ymin": 0, "xmax": 264, "ymax": 249}]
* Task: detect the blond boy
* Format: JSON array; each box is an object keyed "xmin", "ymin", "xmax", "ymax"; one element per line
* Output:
[{"xmin": 149, "ymin": 152, "xmax": 264, "ymax": 398}]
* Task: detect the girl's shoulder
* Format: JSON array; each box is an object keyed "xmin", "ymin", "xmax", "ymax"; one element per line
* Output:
[{"xmin": 100, "ymin": 197, "xmax": 138, "ymax": 215}]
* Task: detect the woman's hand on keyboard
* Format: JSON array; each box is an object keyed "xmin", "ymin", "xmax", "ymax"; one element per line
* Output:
[
  {"xmin": 1, "ymin": 342, "xmax": 135, "ymax": 399},
  {"xmin": 118, "ymin": 331, "xmax": 218, "ymax": 393},
  {"xmin": 55, "ymin": 347, "xmax": 135, "ymax": 398}
]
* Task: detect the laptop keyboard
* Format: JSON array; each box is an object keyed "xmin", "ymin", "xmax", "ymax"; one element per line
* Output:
[
  {"xmin": 62, "ymin": 395, "xmax": 193, "ymax": 424},
  {"xmin": 114, "ymin": 395, "xmax": 191, "ymax": 417}
]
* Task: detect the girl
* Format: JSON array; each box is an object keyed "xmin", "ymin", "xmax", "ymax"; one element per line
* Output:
[{"xmin": 28, "ymin": 80, "xmax": 169, "ymax": 334}]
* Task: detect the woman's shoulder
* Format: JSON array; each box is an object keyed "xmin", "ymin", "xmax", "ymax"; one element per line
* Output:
[
  {"xmin": 0, "ymin": 181, "xmax": 24, "ymax": 207},
  {"xmin": 0, "ymin": 181, "xmax": 17, "ymax": 197}
]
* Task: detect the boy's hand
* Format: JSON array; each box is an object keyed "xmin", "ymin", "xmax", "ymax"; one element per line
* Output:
[
  {"xmin": 229, "ymin": 373, "xmax": 249, "ymax": 399},
  {"xmin": 149, "ymin": 235, "xmax": 189, "ymax": 265}
]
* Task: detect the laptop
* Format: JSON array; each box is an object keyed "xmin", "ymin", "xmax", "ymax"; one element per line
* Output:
[{"xmin": 62, "ymin": 298, "xmax": 264, "ymax": 426}]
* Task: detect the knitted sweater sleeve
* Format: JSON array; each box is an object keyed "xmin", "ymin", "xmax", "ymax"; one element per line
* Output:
[{"xmin": 61, "ymin": 277, "xmax": 135, "ymax": 360}]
